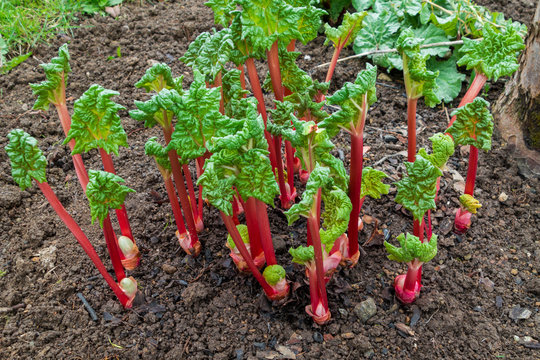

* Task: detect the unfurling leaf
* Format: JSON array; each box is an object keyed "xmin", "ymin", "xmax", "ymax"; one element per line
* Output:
[
  {"xmin": 86, "ymin": 170, "xmax": 135, "ymax": 227},
  {"xmin": 129, "ymin": 88, "xmax": 182, "ymax": 129},
  {"xmin": 384, "ymin": 233, "xmax": 437, "ymax": 264},
  {"xmin": 6, "ymin": 129, "xmax": 47, "ymax": 190},
  {"xmin": 459, "ymin": 194, "xmax": 482, "ymax": 214},
  {"xmin": 360, "ymin": 167, "xmax": 389, "ymax": 199},
  {"xmin": 205, "ymin": 0, "xmax": 237, "ymax": 26},
  {"xmin": 64, "ymin": 85, "xmax": 128, "ymax": 155},
  {"xmin": 226, "ymin": 224, "xmax": 250, "ymax": 249},
  {"xmin": 263, "ymin": 265, "xmax": 286, "ymax": 285},
  {"xmin": 30, "ymin": 44, "xmax": 70, "ymax": 111},
  {"xmin": 289, "ymin": 245, "xmax": 315, "ymax": 265},
  {"xmin": 417, "ymin": 133, "xmax": 455, "ymax": 170},
  {"xmin": 447, "ymin": 97, "xmax": 493, "ymax": 151},
  {"xmin": 324, "ymin": 11, "xmax": 367, "ymax": 49},
  {"xmin": 134, "ymin": 63, "xmax": 183, "ymax": 93},
  {"xmin": 457, "ymin": 24, "xmax": 525, "ymax": 82},
  {"xmin": 395, "ymin": 156, "xmax": 442, "ymax": 221},
  {"xmin": 144, "ymin": 137, "xmax": 171, "ymax": 172}
]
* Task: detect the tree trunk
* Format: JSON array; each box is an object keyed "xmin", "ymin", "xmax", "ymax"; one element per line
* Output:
[{"xmin": 493, "ymin": 0, "xmax": 540, "ymax": 177}]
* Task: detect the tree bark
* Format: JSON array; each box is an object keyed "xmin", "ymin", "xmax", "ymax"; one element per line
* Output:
[{"xmin": 493, "ymin": 0, "xmax": 540, "ymax": 177}]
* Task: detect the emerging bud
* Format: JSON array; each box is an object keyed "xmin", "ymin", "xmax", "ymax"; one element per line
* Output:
[
  {"xmin": 454, "ymin": 208, "xmax": 472, "ymax": 234},
  {"xmin": 119, "ymin": 276, "xmax": 138, "ymax": 307},
  {"xmin": 118, "ymin": 236, "xmax": 141, "ymax": 270},
  {"xmin": 394, "ymin": 274, "xmax": 421, "ymax": 304}
]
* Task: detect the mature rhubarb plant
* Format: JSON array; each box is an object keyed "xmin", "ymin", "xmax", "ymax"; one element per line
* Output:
[
  {"xmin": 6, "ymin": 129, "xmax": 136, "ymax": 307},
  {"xmin": 396, "ymin": 29, "xmax": 441, "ymax": 163},
  {"xmin": 130, "ymin": 63, "xmax": 202, "ymax": 255},
  {"xmin": 320, "ymin": 64, "xmax": 381, "ymax": 265},
  {"xmin": 64, "ymin": 85, "xmax": 136, "ymax": 248},
  {"xmin": 286, "ymin": 164, "xmax": 352, "ymax": 324},
  {"xmin": 323, "ymin": 11, "xmax": 367, "ymax": 85},
  {"xmin": 446, "ymin": 98, "xmax": 493, "ymax": 233},
  {"xmin": 29, "ymin": 44, "xmax": 89, "ymax": 190}
]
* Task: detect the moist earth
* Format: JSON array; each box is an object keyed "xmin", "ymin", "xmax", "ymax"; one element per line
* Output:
[{"xmin": 0, "ymin": 0, "xmax": 539, "ymax": 359}]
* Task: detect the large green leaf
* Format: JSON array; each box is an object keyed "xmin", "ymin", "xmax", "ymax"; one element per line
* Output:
[
  {"xmin": 427, "ymin": 54, "xmax": 465, "ymax": 103},
  {"xmin": 446, "ymin": 97, "xmax": 493, "ymax": 151}
]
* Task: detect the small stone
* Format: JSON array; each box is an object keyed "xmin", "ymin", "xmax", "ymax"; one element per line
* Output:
[
  {"xmin": 496, "ymin": 296, "xmax": 503, "ymax": 308},
  {"xmin": 451, "ymin": 170, "xmax": 464, "ymax": 182},
  {"xmin": 338, "ymin": 308, "xmax": 348, "ymax": 317},
  {"xmin": 383, "ymin": 135, "xmax": 398, "ymax": 144},
  {"xmin": 286, "ymin": 332, "xmax": 302, "ymax": 345},
  {"xmin": 162, "ymin": 264, "xmax": 177, "ymax": 274},
  {"xmin": 235, "ymin": 349, "xmax": 244, "ymax": 360},
  {"xmin": 473, "ymin": 306, "xmax": 483, "ymax": 312},
  {"xmin": 453, "ymin": 181, "xmax": 465, "ymax": 193},
  {"xmin": 479, "ymin": 277, "xmax": 494, "ymax": 292},
  {"xmin": 312, "ymin": 332, "xmax": 323, "ymax": 343},
  {"xmin": 522, "ymin": 336, "xmax": 533, "ymax": 344},
  {"xmin": 304, "ymin": 55, "xmax": 311, "ymax": 61},
  {"xmin": 498, "ymin": 192, "xmax": 508, "ymax": 202},
  {"xmin": 364, "ymin": 349, "xmax": 375, "ymax": 358},
  {"xmin": 464, "ymin": 254, "xmax": 472, "ymax": 261},
  {"xmin": 509, "ymin": 306, "xmax": 532, "ymax": 321},
  {"xmin": 341, "ymin": 332, "xmax": 355, "ymax": 339},
  {"xmin": 275, "ymin": 345, "xmax": 296, "ymax": 359},
  {"xmin": 511, "ymin": 269, "xmax": 518, "ymax": 275},
  {"xmin": 378, "ymin": 73, "xmax": 392, "ymax": 82},
  {"xmin": 354, "ymin": 297, "xmax": 377, "ymax": 323},
  {"xmin": 253, "ymin": 342, "xmax": 266, "ymax": 350},
  {"xmin": 323, "ymin": 334, "xmax": 334, "ymax": 342},
  {"xmin": 395, "ymin": 323, "xmax": 414, "ymax": 336}
]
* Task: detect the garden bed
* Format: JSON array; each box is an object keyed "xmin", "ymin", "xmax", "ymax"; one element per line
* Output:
[{"xmin": 0, "ymin": 0, "xmax": 538, "ymax": 358}]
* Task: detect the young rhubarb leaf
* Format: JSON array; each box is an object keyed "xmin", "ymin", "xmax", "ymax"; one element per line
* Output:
[
  {"xmin": 166, "ymin": 70, "xmax": 237, "ymax": 160},
  {"xmin": 134, "ymin": 63, "xmax": 184, "ymax": 93},
  {"xmin": 320, "ymin": 186, "xmax": 352, "ymax": 248},
  {"xmin": 324, "ymin": 11, "xmax": 367, "ymax": 49},
  {"xmin": 289, "ymin": 245, "xmax": 315, "ymax": 265},
  {"xmin": 457, "ymin": 24, "xmax": 525, "ymax": 82},
  {"xmin": 30, "ymin": 44, "xmax": 70, "ymax": 110},
  {"xmin": 263, "ymin": 49, "xmax": 312, "ymax": 95},
  {"xmin": 197, "ymin": 162, "xmax": 236, "ymax": 216},
  {"xmin": 205, "ymin": 0, "xmax": 237, "ymax": 26},
  {"xmin": 86, "ymin": 170, "xmax": 135, "ymax": 227},
  {"xmin": 396, "ymin": 28, "xmax": 440, "ymax": 107},
  {"xmin": 144, "ymin": 137, "xmax": 171, "ymax": 172},
  {"xmin": 180, "ymin": 28, "xmax": 234, "ymax": 83},
  {"xmin": 226, "ymin": 224, "xmax": 250, "ymax": 249},
  {"xmin": 417, "ymin": 132, "xmax": 455, "ymax": 170},
  {"xmin": 395, "ymin": 156, "xmax": 442, "ymax": 221},
  {"xmin": 262, "ymin": 265, "xmax": 286, "ymax": 285},
  {"xmin": 130, "ymin": 88, "xmax": 182, "ymax": 129},
  {"xmin": 284, "ymin": 80, "xmax": 329, "ymax": 122},
  {"xmin": 427, "ymin": 54, "xmax": 465, "ymax": 103},
  {"xmin": 459, "ymin": 194, "xmax": 482, "ymax": 214},
  {"xmin": 64, "ymin": 85, "xmax": 128, "ymax": 155},
  {"xmin": 360, "ymin": 167, "xmax": 390, "ymax": 199},
  {"xmin": 285, "ymin": 164, "xmax": 333, "ymax": 224},
  {"xmin": 6, "ymin": 129, "xmax": 47, "ymax": 190},
  {"xmin": 384, "ymin": 233, "xmax": 437, "ymax": 264},
  {"xmin": 446, "ymin": 97, "xmax": 493, "ymax": 151},
  {"xmin": 322, "ymin": 63, "xmax": 377, "ymax": 137}
]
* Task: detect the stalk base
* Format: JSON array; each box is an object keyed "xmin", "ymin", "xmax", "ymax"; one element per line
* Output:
[
  {"xmin": 120, "ymin": 242, "xmax": 141, "ymax": 271},
  {"xmin": 176, "ymin": 231, "xmax": 201, "ymax": 256},
  {"xmin": 228, "ymin": 250, "xmax": 265, "ymax": 273},
  {"xmin": 305, "ymin": 304, "xmax": 331, "ymax": 325},
  {"xmin": 394, "ymin": 274, "xmax": 421, "ymax": 304},
  {"xmin": 454, "ymin": 208, "xmax": 472, "ymax": 234}
]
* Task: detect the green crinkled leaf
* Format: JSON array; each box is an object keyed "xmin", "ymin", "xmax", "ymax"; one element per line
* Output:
[
  {"xmin": 352, "ymin": 0, "xmax": 374, "ymax": 11},
  {"xmin": 324, "ymin": 11, "xmax": 367, "ymax": 48},
  {"xmin": 205, "ymin": 0, "xmax": 237, "ymax": 26},
  {"xmin": 457, "ymin": 24, "xmax": 525, "ymax": 81},
  {"xmin": 397, "ymin": 28, "xmax": 440, "ymax": 107},
  {"xmin": 134, "ymin": 63, "xmax": 183, "ymax": 93},
  {"xmin": 129, "ymin": 88, "xmax": 182, "ymax": 129},
  {"xmin": 320, "ymin": 186, "xmax": 352, "ymax": 248},
  {"xmin": 427, "ymin": 54, "xmax": 465, "ymax": 103},
  {"xmin": 235, "ymin": 148, "xmax": 279, "ymax": 205},
  {"xmin": 360, "ymin": 167, "xmax": 389, "ymax": 199},
  {"xmin": 30, "ymin": 44, "xmax": 70, "ymax": 111},
  {"xmin": 395, "ymin": 155, "xmax": 442, "ymax": 221},
  {"xmin": 417, "ymin": 132, "xmax": 455, "ymax": 169},
  {"xmin": 197, "ymin": 162, "xmax": 236, "ymax": 216},
  {"xmin": 226, "ymin": 224, "xmax": 250, "ymax": 249},
  {"xmin": 285, "ymin": 164, "xmax": 332, "ymax": 224},
  {"xmin": 384, "ymin": 233, "xmax": 437, "ymax": 263},
  {"xmin": 144, "ymin": 137, "xmax": 171, "ymax": 172},
  {"xmin": 166, "ymin": 71, "xmax": 238, "ymax": 160},
  {"xmin": 284, "ymin": 80, "xmax": 329, "ymax": 122},
  {"xmin": 316, "ymin": 151, "xmax": 349, "ymax": 191},
  {"xmin": 6, "ymin": 129, "xmax": 47, "ymax": 190},
  {"xmin": 447, "ymin": 97, "xmax": 493, "ymax": 151},
  {"xmin": 262, "ymin": 264, "xmax": 286, "ymax": 285},
  {"xmin": 289, "ymin": 245, "xmax": 314, "ymax": 265},
  {"xmin": 86, "ymin": 170, "xmax": 135, "ymax": 227},
  {"xmin": 459, "ymin": 194, "xmax": 481, "ymax": 214},
  {"xmin": 64, "ymin": 85, "xmax": 128, "ymax": 155},
  {"xmin": 353, "ymin": 7, "xmax": 401, "ymax": 70},
  {"xmin": 180, "ymin": 28, "xmax": 234, "ymax": 83},
  {"xmin": 322, "ymin": 63, "xmax": 377, "ymax": 137}
]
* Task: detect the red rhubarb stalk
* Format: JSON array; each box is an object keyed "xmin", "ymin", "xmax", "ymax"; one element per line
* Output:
[
  {"xmin": 244, "ymin": 197, "xmax": 264, "ymax": 261},
  {"xmin": 255, "ymin": 198, "xmax": 277, "ymax": 265},
  {"xmin": 447, "ymin": 73, "xmax": 487, "ymax": 128},
  {"xmin": 183, "ymin": 163, "xmax": 203, "ymax": 231},
  {"xmin": 37, "ymin": 181, "xmax": 131, "ymax": 306},
  {"xmin": 307, "ymin": 212, "xmax": 329, "ymax": 311},
  {"xmin": 163, "ymin": 176, "xmax": 188, "ymax": 237},
  {"xmin": 102, "ymin": 214, "xmax": 126, "ymax": 281}
]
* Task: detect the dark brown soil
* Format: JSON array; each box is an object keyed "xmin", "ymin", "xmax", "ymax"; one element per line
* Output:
[{"xmin": 0, "ymin": 1, "xmax": 538, "ymax": 359}]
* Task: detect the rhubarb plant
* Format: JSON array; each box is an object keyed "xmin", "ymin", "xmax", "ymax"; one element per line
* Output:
[
  {"xmin": 64, "ymin": 84, "xmax": 135, "ymax": 244},
  {"xmin": 320, "ymin": 63, "xmax": 379, "ymax": 265},
  {"xmin": 446, "ymin": 97, "xmax": 493, "ymax": 233},
  {"xmin": 286, "ymin": 164, "xmax": 351, "ymax": 324},
  {"xmin": 29, "ymin": 44, "xmax": 89, "ymax": 190},
  {"xmin": 6, "ymin": 129, "xmax": 135, "ymax": 307},
  {"xmin": 130, "ymin": 63, "xmax": 202, "ymax": 255},
  {"xmin": 384, "ymin": 233, "xmax": 438, "ymax": 304}
]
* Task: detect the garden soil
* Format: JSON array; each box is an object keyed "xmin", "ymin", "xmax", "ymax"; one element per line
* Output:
[{"xmin": 0, "ymin": 0, "xmax": 538, "ymax": 359}]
